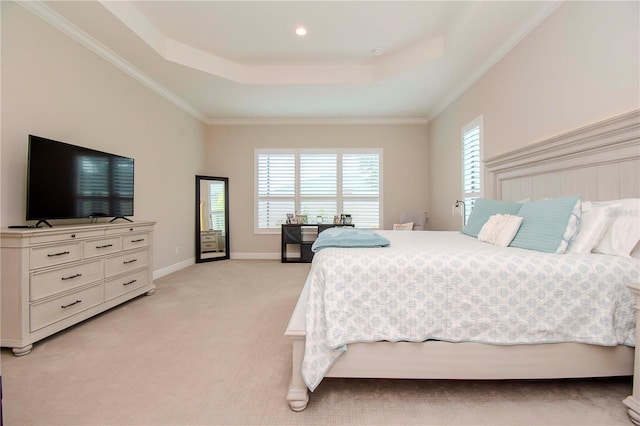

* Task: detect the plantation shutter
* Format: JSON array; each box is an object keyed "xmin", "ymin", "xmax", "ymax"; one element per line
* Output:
[
  {"xmin": 255, "ymin": 149, "xmax": 382, "ymax": 232},
  {"xmin": 299, "ymin": 153, "xmax": 337, "ymax": 222},
  {"xmin": 342, "ymin": 152, "xmax": 380, "ymax": 228},
  {"xmin": 257, "ymin": 152, "xmax": 295, "ymax": 229},
  {"xmin": 462, "ymin": 117, "xmax": 483, "ymax": 224}
]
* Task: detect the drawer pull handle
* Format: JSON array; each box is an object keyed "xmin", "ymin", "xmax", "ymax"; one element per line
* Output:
[
  {"xmin": 61, "ymin": 300, "xmax": 82, "ymax": 309},
  {"xmin": 123, "ymin": 259, "xmax": 138, "ymax": 265},
  {"xmin": 47, "ymin": 251, "xmax": 70, "ymax": 257},
  {"xmin": 131, "ymin": 238, "xmax": 145, "ymax": 243},
  {"xmin": 96, "ymin": 244, "xmax": 113, "ymax": 249},
  {"xmin": 123, "ymin": 279, "xmax": 137, "ymax": 286},
  {"xmin": 61, "ymin": 273, "xmax": 82, "ymax": 281}
]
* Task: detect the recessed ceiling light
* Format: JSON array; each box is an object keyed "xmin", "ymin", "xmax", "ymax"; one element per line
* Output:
[{"xmin": 295, "ymin": 26, "xmax": 307, "ymax": 36}]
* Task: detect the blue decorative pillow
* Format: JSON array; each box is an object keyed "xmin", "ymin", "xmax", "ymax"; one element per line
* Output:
[
  {"xmin": 509, "ymin": 196, "xmax": 581, "ymax": 254},
  {"xmin": 461, "ymin": 199, "xmax": 522, "ymax": 238},
  {"xmin": 311, "ymin": 227, "xmax": 390, "ymax": 252}
]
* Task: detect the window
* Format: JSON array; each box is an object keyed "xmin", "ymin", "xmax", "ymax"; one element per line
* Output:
[
  {"xmin": 255, "ymin": 149, "xmax": 382, "ymax": 232},
  {"xmin": 462, "ymin": 116, "xmax": 483, "ymax": 225}
]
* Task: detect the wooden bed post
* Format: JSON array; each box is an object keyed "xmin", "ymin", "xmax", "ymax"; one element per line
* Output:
[
  {"xmin": 624, "ymin": 282, "xmax": 640, "ymax": 425},
  {"xmin": 286, "ymin": 336, "xmax": 309, "ymax": 411}
]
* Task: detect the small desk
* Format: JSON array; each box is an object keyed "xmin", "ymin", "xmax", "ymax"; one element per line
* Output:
[{"xmin": 281, "ymin": 224, "xmax": 354, "ymax": 263}]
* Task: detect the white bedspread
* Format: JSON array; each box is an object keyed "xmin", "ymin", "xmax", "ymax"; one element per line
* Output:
[{"xmin": 302, "ymin": 231, "xmax": 640, "ymax": 391}]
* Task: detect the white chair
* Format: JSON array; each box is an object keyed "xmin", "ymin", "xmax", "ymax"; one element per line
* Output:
[{"xmin": 399, "ymin": 211, "xmax": 429, "ymax": 230}]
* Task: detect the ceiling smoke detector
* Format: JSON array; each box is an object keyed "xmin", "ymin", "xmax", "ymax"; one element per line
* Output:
[{"xmin": 373, "ymin": 48, "xmax": 383, "ymax": 56}]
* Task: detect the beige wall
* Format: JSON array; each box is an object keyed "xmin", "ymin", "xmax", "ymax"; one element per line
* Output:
[
  {"xmin": 205, "ymin": 124, "xmax": 429, "ymax": 256},
  {"xmin": 1, "ymin": 2, "xmax": 206, "ymax": 273},
  {"xmin": 429, "ymin": 1, "xmax": 640, "ymax": 231}
]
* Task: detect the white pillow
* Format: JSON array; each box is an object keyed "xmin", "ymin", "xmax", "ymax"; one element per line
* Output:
[
  {"xmin": 631, "ymin": 241, "xmax": 640, "ymax": 260},
  {"xmin": 393, "ymin": 222, "xmax": 413, "ymax": 231},
  {"xmin": 593, "ymin": 198, "xmax": 640, "ymax": 258},
  {"xmin": 567, "ymin": 201, "xmax": 622, "ymax": 254},
  {"xmin": 478, "ymin": 214, "xmax": 523, "ymax": 247}
]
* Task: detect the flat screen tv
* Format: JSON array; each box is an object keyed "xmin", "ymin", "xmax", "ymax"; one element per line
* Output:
[{"xmin": 27, "ymin": 135, "xmax": 134, "ymax": 225}]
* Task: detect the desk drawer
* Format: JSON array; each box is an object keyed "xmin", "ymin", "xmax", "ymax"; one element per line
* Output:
[
  {"xmin": 104, "ymin": 269, "xmax": 149, "ymax": 301},
  {"xmin": 30, "ymin": 284, "xmax": 102, "ymax": 332},
  {"xmin": 105, "ymin": 250, "xmax": 149, "ymax": 278},
  {"xmin": 30, "ymin": 259, "xmax": 103, "ymax": 301},
  {"xmin": 30, "ymin": 242, "xmax": 82, "ymax": 270}
]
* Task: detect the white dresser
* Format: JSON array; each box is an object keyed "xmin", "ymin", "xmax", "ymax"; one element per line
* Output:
[{"xmin": 1, "ymin": 221, "xmax": 156, "ymax": 356}]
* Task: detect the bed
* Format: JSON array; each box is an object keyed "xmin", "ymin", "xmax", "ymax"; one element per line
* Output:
[{"xmin": 285, "ymin": 109, "xmax": 640, "ymax": 420}]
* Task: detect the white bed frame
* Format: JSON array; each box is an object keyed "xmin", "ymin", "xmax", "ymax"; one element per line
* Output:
[{"xmin": 285, "ymin": 109, "xmax": 640, "ymax": 420}]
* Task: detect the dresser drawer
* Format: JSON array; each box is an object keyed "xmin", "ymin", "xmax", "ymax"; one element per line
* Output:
[
  {"xmin": 84, "ymin": 236, "xmax": 122, "ymax": 258},
  {"xmin": 30, "ymin": 259, "xmax": 103, "ymax": 301},
  {"xmin": 30, "ymin": 284, "xmax": 102, "ymax": 332},
  {"xmin": 30, "ymin": 229, "xmax": 104, "ymax": 245},
  {"xmin": 122, "ymin": 233, "xmax": 150, "ymax": 250},
  {"xmin": 105, "ymin": 249, "xmax": 149, "ymax": 278},
  {"xmin": 30, "ymin": 242, "xmax": 83, "ymax": 270},
  {"xmin": 104, "ymin": 269, "xmax": 149, "ymax": 301},
  {"xmin": 105, "ymin": 225, "xmax": 154, "ymax": 236}
]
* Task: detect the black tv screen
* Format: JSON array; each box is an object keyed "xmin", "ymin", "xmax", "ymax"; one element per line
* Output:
[{"xmin": 27, "ymin": 135, "xmax": 134, "ymax": 221}]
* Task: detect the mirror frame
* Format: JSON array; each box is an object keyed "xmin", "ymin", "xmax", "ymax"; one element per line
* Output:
[{"xmin": 195, "ymin": 175, "xmax": 230, "ymax": 263}]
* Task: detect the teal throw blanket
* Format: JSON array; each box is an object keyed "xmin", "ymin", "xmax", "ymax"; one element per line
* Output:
[{"xmin": 311, "ymin": 227, "xmax": 390, "ymax": 252}]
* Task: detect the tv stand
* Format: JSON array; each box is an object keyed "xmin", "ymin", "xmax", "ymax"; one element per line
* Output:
[
  {"xmin": 35, "ymin": 219, "xmax": 52, "ymax": 228},
  {"xmin": 110, "ymin": 216, "xmax": 133, "ymax": 223}
]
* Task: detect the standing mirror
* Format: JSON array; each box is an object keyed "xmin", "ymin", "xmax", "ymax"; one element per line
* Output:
[{"xmin": 196, "ymin": 176, "xmax": 229, "ymax": 262}]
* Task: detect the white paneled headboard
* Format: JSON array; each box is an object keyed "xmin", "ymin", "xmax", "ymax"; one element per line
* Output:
[{"xmin": 486, "ymin": 110, "xmax": 640, "ymax": 202}]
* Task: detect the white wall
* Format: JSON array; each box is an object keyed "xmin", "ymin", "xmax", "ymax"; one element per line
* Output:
[
  {"xmin": 205, "ymin": 124, "xmax": 429, "ymax": 256},
  {"xmin": 428, "ymin": 1, "xmax": 640, "ymax": 231},
  {"xmin": 1, "ymin": 2, "xmax": 206, "ymax": 273}
]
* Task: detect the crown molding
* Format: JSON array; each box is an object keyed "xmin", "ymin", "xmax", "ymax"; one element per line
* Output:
[
  {"xmin": 206, "ymin": 117, "xmax": 429, "ymax": 126},
  {"xmin": 427, "ymin": 1, "xmax": 563, "ymax": 121},
  {"xmin": 18, "ymin": 1, "xmax": 207, "ymax": 123}
]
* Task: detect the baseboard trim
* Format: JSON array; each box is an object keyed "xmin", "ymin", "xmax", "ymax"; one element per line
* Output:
[
  {"xmin": 230, "ymin": 252, "xmax": 280, "ymax": 260},
  {"xmin": 153, "ymin": 257, "xmax": 195, "ymax": 280}
]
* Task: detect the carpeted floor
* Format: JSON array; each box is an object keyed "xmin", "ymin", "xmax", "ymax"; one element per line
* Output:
[{"xmin": 1, "ymin": 260, "xmax": 633, "ymax": 425}]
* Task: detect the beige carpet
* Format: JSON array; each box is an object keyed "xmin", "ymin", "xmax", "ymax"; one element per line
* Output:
[{"xmin": 1, "ymin": 260, "xmax": 633, "ymax": 425}]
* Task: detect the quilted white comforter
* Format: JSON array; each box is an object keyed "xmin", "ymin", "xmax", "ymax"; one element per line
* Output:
[{"xmin": 302, "ymin": 231, "xmax": 640, "ymax": 391}]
